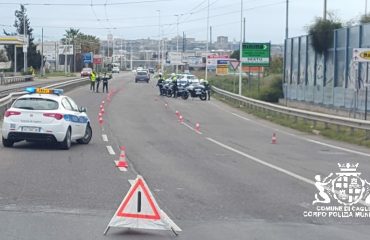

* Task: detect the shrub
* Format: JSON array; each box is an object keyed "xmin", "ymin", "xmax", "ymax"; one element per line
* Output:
[
  {"xmin": 308, "ymin": 18, "xmax": 342, "ymax": 55},
  {"xmin": 259, "ymin": 75, "xmax": 283, "ymax": 102}
]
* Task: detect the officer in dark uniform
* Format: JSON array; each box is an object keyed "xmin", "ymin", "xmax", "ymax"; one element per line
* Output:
[
  {"xmin": 156, "ymin": 73, "xmax": 165, "ymax": 95},
  {"xmin": 102, "ymin": 72, "xmax": 111, "ymax": 93},
  {"xmin": 203, "ymin": 80, "xmax": 211, "ymax": 100},
  {"xmin": 171, "ymin": 73, "xmax": 178, "ymax": 98},
  {"xmin": 96, "ymin": 73, "xmax": 101, "ymax": 93}
]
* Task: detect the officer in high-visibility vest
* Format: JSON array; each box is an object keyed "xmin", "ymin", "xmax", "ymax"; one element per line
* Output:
[{"xmin": 90, "ymin": 71, "xmax": 96, "ymax": 91}]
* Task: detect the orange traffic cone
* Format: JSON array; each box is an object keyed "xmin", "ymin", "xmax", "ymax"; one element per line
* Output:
[
  {"xmin": 115, "ymin": 147, "xmax": 128, "ymax": 171},
  {"xmin": 271, "ymin": 133, "xmax": 277, "ymax": 144},
  {"xmin": 179, "ymin": 115, "xmax": 184, "ymax": 124},
  {"xmin": 195, "ymin": 123, "xmax": 200, "ymax": 133}
]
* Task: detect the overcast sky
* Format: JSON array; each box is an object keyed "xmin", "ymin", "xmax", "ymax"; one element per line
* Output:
[{"xmin": 0, "ymin": 0, "xmax": 367, "ymax": 44}]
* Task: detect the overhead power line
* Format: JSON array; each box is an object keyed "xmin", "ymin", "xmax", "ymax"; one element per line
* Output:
[{"xmin": 0, "ymin": 0, "xmax": 174, "ymax": 6}]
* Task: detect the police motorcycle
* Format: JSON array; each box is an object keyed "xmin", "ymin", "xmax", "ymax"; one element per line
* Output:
[{"xmin": 183, "ymin": 80, "xmax": 207, "ymax": 101}]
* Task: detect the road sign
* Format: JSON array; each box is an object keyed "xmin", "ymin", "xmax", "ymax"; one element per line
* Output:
[
  {"xmin": 104, "ymin": 175, "xmax": 181, "ymax": 235},
  {"xmin": 229, "ymin": 60, "xmax": 240, "ymax": 70},
  {"xmin": 353, "ymin": 48, "xmax": 370, "ymax": 62},
  {"xmin": 241, "ymin": 42, "xmax": 270, "ymax": 67},
  {"xmin": 93, "ymin": 55, "xmax": 102, "ymax": 65},
  {"xmin": 83, "ymin": 53, "xmax": 92, "ymax": 64}
]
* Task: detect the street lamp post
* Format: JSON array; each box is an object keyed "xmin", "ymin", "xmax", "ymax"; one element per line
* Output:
[
  {"xmin": 323, "ymin": 0, "xmax": 327, "ymax": 20},
  {"xmin": 238, "ymin": 0, "xmax": 243, "ymax": 95},
  {"xmin": 175, "ymin": 14, "xmax": 180, "ymax": 74},
  {"xmin": 157, "ymin": 10, "xmax": 161, "ymax": 72},
  {"xmin": 205, "ymin": 0, "xmax": 210, "ymax": 82}
]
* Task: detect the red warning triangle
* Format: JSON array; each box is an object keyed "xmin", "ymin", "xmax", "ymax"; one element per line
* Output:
[
  {"xmin": 229, "ymin": 60, "xmax": 240, "ymax": 70},
  {"xmin": 116, "ymin": 178, "xmax": 160, "ymax": 220}
]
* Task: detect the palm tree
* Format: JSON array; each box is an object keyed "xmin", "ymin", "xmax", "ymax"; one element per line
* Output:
[{"xmin": 62, "ymin": 28, "xmax": 80, "ymax": 44}]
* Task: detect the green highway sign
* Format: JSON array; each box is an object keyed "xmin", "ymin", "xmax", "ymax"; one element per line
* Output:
[{"xmin": 241, "ymin": 42, "xmax": 271, "ymax": 67}]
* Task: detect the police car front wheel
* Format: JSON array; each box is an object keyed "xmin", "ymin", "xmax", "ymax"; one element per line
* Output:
[
  {"xmin": 77, "ymin": 124, "xmax": 92, "ymax": 144},
  {"xmin": 2, "ymin": 137, "xmax": 14, "ymax": 147}
]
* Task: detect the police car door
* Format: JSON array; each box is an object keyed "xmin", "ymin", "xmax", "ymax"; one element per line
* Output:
[
  {"xmin": 66, "ymin": 97, "xmax": 85, "ymax": 138},
  {"xmin": 61, "ymin": 97, "xmax": 82, "ymax": 139}
]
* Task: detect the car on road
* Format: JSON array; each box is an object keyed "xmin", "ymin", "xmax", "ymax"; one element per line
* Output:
[
  {"xmin": 112, "ymin": 66, "xmax": 120, "ymax": 73},
  {"xmin": 135, "ymin": 71, "xmax": 150, "ymax": 83},
  {"xmin": 80, "ymin": 67, "xmax": 92, "ymax": 77},
  {"xmin": 1, "ymin": 87, "xmax": 92, "ymax": 149},
  {"xmin": 148, "ymin": 68, "xmax": 155, "ymax": 74}
]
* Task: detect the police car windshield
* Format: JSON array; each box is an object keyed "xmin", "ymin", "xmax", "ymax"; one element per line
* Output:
[{"xmin": 13, "ymin": 98, "xmax": 59, "ymax": 110}]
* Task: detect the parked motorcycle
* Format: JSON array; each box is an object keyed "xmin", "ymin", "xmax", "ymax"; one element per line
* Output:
[{"xmin": 185, "ymin": 84, "xmax": 207, "ymax": 101}]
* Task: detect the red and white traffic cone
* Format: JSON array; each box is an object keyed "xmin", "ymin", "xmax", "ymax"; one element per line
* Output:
[
  {"xmin": 175, "ymin": 110, "xmax": 180, "ymax": 117},
  {"xmin": 195, "ymin": 123, "xmax": 201, "ymax": 133},
  {"xmin": 115, "ymin": 146, "xmax": 128, "ymax": 171},
  {"xmin": 271, "ymin": 133, "xmax": 277, "ymax": 144},
  {"xmin": 101, "ymin": 108, "xmax": 105, "ymax": 114},
  {"xmin": 102, "ymin": 100, "xmax": 105, "ymax": 105},
  {"xmin": 98, "ymin": 117, "xmax": 104, "ymax": 126},
  {"xmin": 179, "ymin": 115, "xmax": 184, "ymax": 124}
]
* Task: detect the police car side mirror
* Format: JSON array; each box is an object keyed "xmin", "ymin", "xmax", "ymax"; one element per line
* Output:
[{"xmin": 79, "ymin": 107, "xmax": 87, "ymax": 113}]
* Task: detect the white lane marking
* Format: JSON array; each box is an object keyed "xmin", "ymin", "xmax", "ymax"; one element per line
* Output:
[
  {"xmin": 207, "ymin": 137, "xmax": 369, "ymax": 206},
  {"xmin": 102, "ymin": 134, "xmax": 108, "ymax": 142},
  {"xmin": 306, "ymin": 139, "xmax": 370, "ymax": 158},
  {"xmin": 183, "ymin": 122, "xmax": 203, "ymax": 135},
  {"xmin": 106, "ymin": 146, "xmax": 115, "ymax": 155},
  {"xmin": 207, "ymin": 137, "xmax": 315, "ymax": 185},
  {"xmin": 222, "ymin": 105, "xmax": 370, "ymax": 158},
  {"xmin": 232, "ymin": 112, "xmax": 251, "ymax": 121}
]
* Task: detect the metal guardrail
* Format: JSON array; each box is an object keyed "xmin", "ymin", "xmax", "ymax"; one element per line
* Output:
[
  {"xmin": 0, "ymin": 78, "xmax": 89, "ymax": 118},
  {"xmin": 212, "ymin": 86, "xmax": 370, "ymax": 132},
  {"xmin": 0, "ymin": 75, "xmax": 34, "ymax": 85}
]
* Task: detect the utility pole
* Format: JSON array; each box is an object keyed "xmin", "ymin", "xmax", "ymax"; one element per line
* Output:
[
  {"xmin": 175, "ymin": 14, "xmax": 179, "ymax": 74},
  {"xmin": 205, "ymin": 0, "xmax": 210, "ymax": 81},
  {"xmin": 238, "ymin": 0, "xmax": 243, "ymax": 95},
  {"xmin": 157, "ymin": 10, "xmax": 161, "ymax": 71},
  {"xmin": 243, "ymin": 17, "xmax": 246, "ymax": 42},
  {"xmin": 23, "ymin": 14, "xmax": 27, "ymax": 73},
  {"xmin": 366, "ymin": 0, "xmax": 368, "ymax": 16},
  {"xmin": 73, "ymin": 36, "xmax": 76, "ymax": 73},
  {"xmin": 284, "ymin": 0, "xmax": 289, "ymax": 106},
  {"xmin": 323, "ymin": 0, "xmax": 327, "ymax": 20},
  {"xmin": 41, "ymin": 27, "xmax": 44, "ymax": 76}
]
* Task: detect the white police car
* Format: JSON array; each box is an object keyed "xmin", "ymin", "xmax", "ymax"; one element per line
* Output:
[{"xmin": 1, "ymin": 87, "xmax": 92, "ymax": 149}]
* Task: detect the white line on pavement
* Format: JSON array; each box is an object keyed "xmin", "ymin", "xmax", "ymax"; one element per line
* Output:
[
  {"xmin": 106, "ymin": 146, "xmax": 115, "ymax": 155},
  {"xmin": 183, "ymin": 122, "xmax": 203, "ymax": 135},
  {"xmin": 206, "ymin": 137, "xmax": 315, "ymax": 185},
  {"xmin": 206, "ymin": 137, "xmax": 370, "ymax": 206},
  {"xmin": 225, "ymin": 106, "xmax": 370, "ymax": 158},
  {"xmin": 102, "ymin": 134, "xmax": 108, "ymax": 142},
  {"xmin": 232, "ymin": 112, "xmax": 251, "ymax": 121},
  {"xmin": 306, "ymin": 139, "xmax": 370, "ymax": 158}
]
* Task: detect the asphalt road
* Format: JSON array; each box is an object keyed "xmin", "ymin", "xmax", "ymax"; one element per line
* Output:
[{"xmin": 1, "ymin": 72, "xmax": 370, "ymax": 239}]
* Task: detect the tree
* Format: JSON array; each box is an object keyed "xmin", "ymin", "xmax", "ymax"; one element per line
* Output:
[
  {"xmin": 360, "ymin": 14, "xmax": 370, "ymax": 24},
  {"xmin": 230, "ymin": 50, "xmax": 240, "ymax": 60},
  {"xmin": 308, "ymin": 16, "xmax": 342, "ymax": 55},
  {"xmin": 4, "ymin": 4, "xmax": 41, "ymax": 71},
  {"xmin": 0, "ymin": 49, "xmax": 8, "ymax": 62},
  {"xmin": 61, "ymin": 28, "xmax": 100, "ymax": 71}
]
